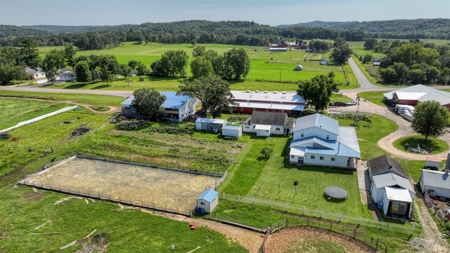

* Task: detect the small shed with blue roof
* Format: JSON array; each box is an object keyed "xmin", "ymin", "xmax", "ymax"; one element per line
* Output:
[
  {"xmin": 196, "ymin": 189, "xmax": 219, "ymax": 214},
  {"xmin": 121, "ymin": 91, "xmax": 197, "ymax": 122}
]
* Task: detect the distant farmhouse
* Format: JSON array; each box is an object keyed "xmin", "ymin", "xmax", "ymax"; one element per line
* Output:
[
  {"xmin": 383, "ymin": 84, "xmax": 450, "ymax": 110},
  {"xmin": 121, "ymin": 92, "xmax": 197, "ymax": 122},
  {"xmin": 230, "ymin": 90, "xmax": 305, "ymax": 117},
  {"xmin": 368, "ymin": 155, "xmax": 415, "ymax": 218},
  {"xmin": 289, "ymin": 114, "xmax": 361, "ymax": 168},
  {"xmin": 56, "ymin": 68, "xmax": 76, "ymax": 82},
  {"xmin": 243, "ymin": 111, "xmax": 294, "ymax": 137},
  {"xmin": 372, "ymin": 57, "xmax": 381, "ymax": 66},
  {"xmin": 25, "ymin": 67, "xmax": 46, "ymax": 80}
]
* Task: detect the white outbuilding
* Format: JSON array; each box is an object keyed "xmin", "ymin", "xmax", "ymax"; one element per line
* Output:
[
  {"xmin": 195, "ymin": 118, "xmax": 227, "ymax": 132},
  {"xmin": 420, "ymin": 169, "xmax": 450, "ymax": 199},
  {"xmin": 196, "ymin": 189, "xmax": 219, "ymax": 214},
  {"xmin": 221, "ymin": 125, "xmax": 242, "ymax": 139}
]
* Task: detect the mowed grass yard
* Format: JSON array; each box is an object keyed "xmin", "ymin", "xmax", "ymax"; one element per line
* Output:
[
  {"xmin": 0, "ymin": 185, "xmax": 246, "ymax": 252},
  {"xmin": 38, "ymin": 42, "xmax": 359, "ymax": 92}
]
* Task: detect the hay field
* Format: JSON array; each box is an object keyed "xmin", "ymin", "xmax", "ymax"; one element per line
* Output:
[{"xmin": 23, "ymin": 157, "xmax": 218, "ymax": 213}]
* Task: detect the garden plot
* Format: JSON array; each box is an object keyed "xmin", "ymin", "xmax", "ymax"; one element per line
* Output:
[{"xmin": 21, "ymin": 157, "xmax": 219, "ymax": 214}]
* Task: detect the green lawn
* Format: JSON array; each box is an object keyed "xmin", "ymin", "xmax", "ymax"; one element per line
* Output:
[
  {"xmin": 0, "ymin": 185, "xmax": 246, "ymax": 252},
  {"xmin": 0, "ymin": 99, "xmax": 69, "ymax": 130},
  {"xmin": 357, "ymin": 91, "xmax": 387, "ymax": 106},
  {"xmin": 0, "ymin": 90, "xmax": 125, "ymax": 106},
  {"xmin": 37, "ymin": 42, "xmax": 359, "ymax": 92}
]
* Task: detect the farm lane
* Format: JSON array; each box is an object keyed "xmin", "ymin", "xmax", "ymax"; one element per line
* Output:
[
  {"xmin": 345, "ymin": 57, "xmax": 395, "ymax": 92},
  {"xmin": 0, "ymin": 85, "xmax": 131, "ymax": 97}
]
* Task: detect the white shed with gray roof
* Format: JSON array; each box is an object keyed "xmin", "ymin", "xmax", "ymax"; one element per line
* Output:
[{"xmin": 420, "ymin": 169, "xmax": 450, "ymax": 198}]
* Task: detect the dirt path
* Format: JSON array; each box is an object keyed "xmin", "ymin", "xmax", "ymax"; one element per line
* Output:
[
  {"xmin": 0, "ymin": 96, "xmax": 121, "ymax": 114},
  {"xmin": 160, "ymin": 212, "xmax": 264, "ymax": 253},
  {"xmin": 408, "ymin": 199, "xmax": 449, "ymax": 252}
]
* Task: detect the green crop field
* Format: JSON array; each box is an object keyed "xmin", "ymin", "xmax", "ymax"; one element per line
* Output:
[{"xmin": 37, "ymin": 42, "xmax": 359, "ymax": 92}]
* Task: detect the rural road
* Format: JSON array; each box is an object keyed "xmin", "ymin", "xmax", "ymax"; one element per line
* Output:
[{"xmin": 0, "ymin": 85, "xmax": 132, "ymax": 97}]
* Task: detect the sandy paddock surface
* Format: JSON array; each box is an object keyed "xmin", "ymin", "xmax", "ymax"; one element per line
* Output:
[
  {"xmin": 23, "ymin": 157, "xmax": 218, "ymax": 213},
  {"xmin": 265, "ymin": 227, "xmax": 375, "ymax": 253}
]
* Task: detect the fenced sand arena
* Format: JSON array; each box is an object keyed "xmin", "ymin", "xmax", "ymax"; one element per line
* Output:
[{"xmin": 21, "ymin": 156, "xmax": 220, "ymax": 214}]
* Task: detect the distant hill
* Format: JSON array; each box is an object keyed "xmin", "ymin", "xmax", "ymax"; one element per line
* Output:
[
  {"xmin": 277, "ymin": 19, "xmax": 450, "ymax": 39},
  {"xmin": 0, "ymin": 25, "xmax": 52, "ymax": 38},
  {"xmin": 22, "ymin": 25, "xmax": 130, "ymax": 34}
]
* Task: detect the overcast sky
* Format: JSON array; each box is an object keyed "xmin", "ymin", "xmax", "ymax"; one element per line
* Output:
[{"xmin": 0, "ymin": 0, "xmax": 449, "ymax": 26}]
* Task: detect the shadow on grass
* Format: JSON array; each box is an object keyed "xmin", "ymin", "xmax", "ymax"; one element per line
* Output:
[
  {"xmin": 92, "ymin": 84, "xmax": 111, "ymax": 89},
  {"xmin": 397, "ymin": 136, "xmax": 447, "ymax": 154},
  {"xmin": 322, "ymin": 193, "xmax": 347, "ymax": 203},
  {"xmin": 63, "ymin": 82, "xmax": 92, "ymax": 89}
]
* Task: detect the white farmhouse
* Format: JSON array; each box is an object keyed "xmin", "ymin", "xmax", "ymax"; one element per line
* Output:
[
  {"xmin": 242, "ymin": 111, "xmax": 294, "ymax": 137},
  {"xmin": 289, "ymin": 113, "xmax": 360, "ymax": 168},
  {"xmin": 369, "ymin": 155, "xmax": 415, "ymax": 218}
]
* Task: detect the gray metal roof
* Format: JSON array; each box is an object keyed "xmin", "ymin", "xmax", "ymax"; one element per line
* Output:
[
  {"xmin": 421, "ymin": 169, "xmax": 450, "ymax": 190},
  {"xmin": 121, "ymin": 92, "xmax": 192, "ymax": 110},
  {"xmin": 373, "ymin": 173, "xmax": 415, "ymax": 193},
  {"xmin": 249, "ymin": 111, "xmax": 287, "ymax": 126},
  {"xmin": 293, "ymin": 113, "xmax": 339, "ymax": 135},
  {"xmin": 383, "ymin": 84, "xmax": 450, "ymax": 105},
  {"xmin": 369, "ymin": 155, "xmax": 407, "ymax": 178},
  {"xmin": 337, "ymin": 127, "xmax": 360, "ymax": 154}
]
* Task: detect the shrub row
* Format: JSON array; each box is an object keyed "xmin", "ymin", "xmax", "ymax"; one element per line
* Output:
[{"xmin": 147, "ymin": 125, "xmax": 193, "ymax": 135}]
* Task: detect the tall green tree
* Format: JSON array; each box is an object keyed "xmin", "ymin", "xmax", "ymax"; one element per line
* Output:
[
  {"xmin": 46, "ymin": 70, "xmax": 56, "ymax": 85},
  {"xmin": 190, "ymin": 56, "xmax": 214, "ymax": 78},
  {"xmin": 100, "ymin": 66, "xmax": 113, "ymax": 85},
  {"xmin": 119, "ymin": 63, "xmax": 132, "ymax": 86},
  {"xmin": 178, "ymin": 76, "xmax": 234, "ymax": 118},
  {"xmin": 412, "ymin": 100, "xmax": 449, "ymax": 140},
  {"xmin": 74, "ymin": 61, "xmax": 91, "ymax": 84},
  {"xmin": 19, "ymin": 38, "xmax": 40, "ymax": 68},
  {"xmin": 0, "ymin": 64, "xmax": 26, "ymax": 85},
  {"xmin": 330, "ymin": 38, "xmax": 352, "ymax": 64},
  {"xmin": 160, "ymin": 50, "xmax": 188, "ymax": 77},
  {"xmin": 136, "ymin": 61, "xmax": 148, "ymax": 75},
  {"xmin": 192, "ymin": 46, "xmax": 206, "ymax": 58},
  {"xmin": 64, "ymin": 45, "xmax": 77, "ymax": 69},
  {"xmin": 223, "ymin": 48, "xmax": 250, "ymax": 80},
  {"xmin": 132, "ymin": 88, "xmax": 166, "ymax": 118},
  {"xmin": 297, "ymin": 72, "xmax": 340, "ymax": 112},
  {"xmin": 42, "ymin": 49, "xmax": 66, "ymax": 71},
  {"xmin": 128, "ymin": 60, "xmax": 138, "ymax": 70}
]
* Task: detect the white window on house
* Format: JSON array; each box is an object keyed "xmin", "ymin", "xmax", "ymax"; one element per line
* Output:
[
  {"xmin": 311, "ymin": 155, "xmax": 315, "ymax": 159},
  {"xmin": 245, "ymin": 126, "xmax": 249, "ymax": 129},
  {"xmin": 266, "ymin": 130, "xmax": 269, "ymax": 132},
  {"xmin": 200, "ymin": 202, "xmax": 205, "ymax": 205},
  {"xmin": 291, "ymin": 155, "xmax": 294, "ymax": 158},
  {"xmin": 320, "ymin": 156, "xmax": 324, "ymax": 160},
  {"xmin": 276, "ymin": 127, "xmax": 280, "ymax": 131},
  {"xmin": 326, "ymin": 135, "xmax": 329, "ymax": 140},
  {"xmin": 253, "ymin": 125, "xmax": 256, "ymax": 129},
  {"xmin": 331, "ymin": 157, "xmax": 335, "ymax": 161}
]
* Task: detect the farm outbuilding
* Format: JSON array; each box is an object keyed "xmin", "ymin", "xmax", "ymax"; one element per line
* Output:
[
  {"xmin": 243, "ymin": 111, "xmax": 294, "ymax": 136},
  {"xmin": 121, "ymin": 92, "xmax": 197, "ymax": 122},
  {"xmin": 196, "ymin": 189, "xmax": 219, "ymax": 214},
  {"xmin": 420, "ymin": 169, "xmax": 450, "ymax": 199},
  {"xmin": 426, "ymin": 157, "xmax": 442, "ymax": 169},
  {"xmin": 221, "ymin": 125, "xmax": 242, "ymax": 138},
  {"xmin": 293, "ymin": 64, "xmax": 303, "ymax": 71},
  {"xmin": 195, "ymin": 118, "xmax": 227, "ymax": 132},
  {"xmin": 384, "ymin": 84, "xmax": 450, "ymax": 110}
]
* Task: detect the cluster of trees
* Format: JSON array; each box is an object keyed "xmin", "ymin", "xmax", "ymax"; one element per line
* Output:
[
  {"xmin": 133, "ymin": 75, "xmax": 234, "ymax": 119},
  {"xmin": 150, "ymin": 46, "xmax": 250, "ymax": 80},
  {"xmin": 330, "ymin": 38, "xmax": 353, "ymax": 64},
  {"xmin": 308, "ymin": 40, "xmax": 332, "ymax": 52},
  {"xmin": 281, "ymin": 19, "xmax": 450, "ymax": 40},
  {"xmin": 374, "ymin": 40, "xmax": 450, "ymax": 84},
  {"xmin": 0, "ymin": 38, "xmax": 40, "ymax": 84},
  {"xmin": 0, "ymin": 20, "xmax": 372, "ymax": 49}
]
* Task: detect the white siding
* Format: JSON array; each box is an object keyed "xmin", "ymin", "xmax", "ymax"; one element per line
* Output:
[
  {"xmin": 423, "ymin": 186, "xmax": 450, "ymax": 199},
  {"xmin": 303, "ymin": 153, "xmax": 347, "ymax": 168},
  {"xmin": 196, "ymin": 196, "xmax": 219, "ymax": 213},
  {"xmin": 293, "ymin": 127, "xmax": 337, "ymax": 141},
  {"xmin": 178, "ymin": 98, "xmax": 197, "ymax": 121},
  {"xmin": 222, "ymin": 127, "xmax": 242, "ymax": 137},
  {"xmin": 381, "ymin": 190, "xmax": 390, "ymax": 215},
  {"xmin": 257, "ymin": 129, "xmax": 271, "ymax": 137},
  {"xmin": 270, "ymin": 125, "xmax": 285, "ymax": 135}
]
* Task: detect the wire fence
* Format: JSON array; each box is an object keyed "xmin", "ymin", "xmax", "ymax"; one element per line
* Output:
[
  {"xmin": 220, "ymin": 192, "xmax": 416, "ymax": 235},
  {"xmin": 19, "ymin": 180, "xmax": 194, "ymax": 216}
]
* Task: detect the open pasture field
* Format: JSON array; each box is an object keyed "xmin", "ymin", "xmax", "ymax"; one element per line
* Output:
[
  {"xmin": 38, "ymin": 42, "xmax": 358, "ymax": 91},
  {"xmin": 0, "ymin": 185, "xmax": 246, "ymax": 252},
  {"xmin": 0, "ymin": 98, "xmax": 68, "ymax": 130},
  {"xmin": 22, "ymin": 156, "xmax": 218, "ymax": 214}
]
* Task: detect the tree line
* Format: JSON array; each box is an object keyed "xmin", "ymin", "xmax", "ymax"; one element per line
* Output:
[
  {"xmin": 364, "ymin": 39, "xmax": 450, "ymax": 85},
  {"xmin": 0, "ymin": 20, "xmax": 369, "ymax": 49},
  {"xmin": 279, "ymin": 19, "xmax": 450, "ymax": 40}
]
